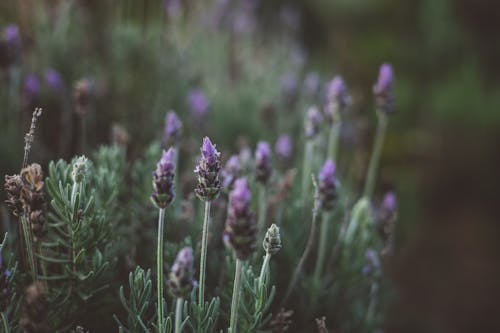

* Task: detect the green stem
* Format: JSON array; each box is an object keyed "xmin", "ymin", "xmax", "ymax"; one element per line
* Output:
[
  {"xmin": 198, "ymin": 201, "xmax": 211, "ymax": 309},
  {"xmin": 327, "ymin": 121, "xmax": 341, "ymax": 162},
  {"xmin": 363, "ymin": 111, "xmax": 388, "ymax": 199},
  {"xmin": 258, "ymin": 253, "xmax": 271, "ymax": 289},
  {"xmin": 283, "ymin": 205, "xmax": 320, "ymax": 304},
  {"xmin": 20, "ymin": 215, "xmax": 37, "ymax": 281},
  {"xmin": 257, "ymin": 185, "xmax": 267, "ymax": 234},
  {"xmin": 1, "ymin": 312, "xmax": 9, "ymax": 333},
  {"xmin": 229, "ymin": 259, "xmax": 243, "ymax": 333},
  {"xmin": 301, "ymin": 140, "xmax": 314, "ymax": 205},
  {"xmin": 175, "ymin": 298, "xmax": 183, "ymax": 333},
  {"xmin": 313, "ymin": 212, "xmax": 329, "ymax": 282},
  {"xmin": 157, "ymin": 208, "xmax": 166, "ymax": 333}
]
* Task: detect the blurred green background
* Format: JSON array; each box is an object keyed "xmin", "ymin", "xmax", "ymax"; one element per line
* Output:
[{"xmin": 1, "ymin": 0, "xmax": 500, "ymax": 332}]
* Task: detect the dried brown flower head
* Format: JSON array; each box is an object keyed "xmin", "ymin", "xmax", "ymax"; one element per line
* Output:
[{"xmin": 4, "ymin": 174, "xmax": 23, "ymax": 217}]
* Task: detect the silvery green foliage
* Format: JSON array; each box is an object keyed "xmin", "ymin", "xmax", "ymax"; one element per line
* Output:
[
  {"xmin": 41, "ymin": 151, "xmax": 123, "ymax": 330},
  {"xmin": 183, "ymin": 294, "xmax": 220, "ymax": 333},
  {"xmin": 114, "ymin": 267, "xmax": 170, "ymax": 333},
  {"xmin": 238, "ymin": 263, "xmax": 276, "ymax": 333}
]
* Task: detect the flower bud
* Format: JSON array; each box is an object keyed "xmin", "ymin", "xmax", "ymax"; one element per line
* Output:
[
  {"xmin": 168, "ymin": 247, "xmax": 196, "ymax": 298},
  {"xmin": 194, "ymin": 137, "xmax": 221, "ymax": 201},
  {"xmin": 152, "ymin": 148, "xmax": 176, "ymax": 208},
  {"xmin": 263, "ymin": 224, "xmax": 281, "ymax": 255},
  {"xmin": 373, "ymin": 63, "xmax": 394, "ymax": 113},
  {"xmin": 255, "ymin": 141, "xmax": 272, "ymax": 184}
]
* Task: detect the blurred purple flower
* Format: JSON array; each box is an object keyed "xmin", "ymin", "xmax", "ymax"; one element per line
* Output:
[
  {"xmin": 194, "ymin": 137, "xmax": 222, "ymax": 201},
  {"xmin": 224, "ymin": 177, "xmax": 257, "ymax": 260},
  {"xmin": 255, "ymin": 141, "xmax": 272, "ymax": 184},
  {"xmin": 151, "ymin": 148, "xmax": 176, "ymax": 208},
  {"xmin": 281, "ymin": 73, "xmax": 299, "ymax": 107},
  {"xmin": 373, "ymin": 63, "xmax": 394, "ymax": 113},
  {"xmin": 167, "ymin": 247, "xmax": 196, "ymax": 298},
  {"xmin": 318, "ymin": 159, "xmax": 338, "ymax": 210},
  {"xmin": 362, "ymin": 249, "xmax": 381, "ymax": 277},
  {"xmin": 23, "ymin": 74, "xmax": 40, "ymax": 100},
  {"xmin": 163, "ymin": 0, "xmax": 181, "ymax": 18},
  {"xmin": 222, "ymin": 154, "xmax": 241, "ymax": 191},
  {"xmin": 44, "ymin": 69, "xmax": 64, "ymax": 92},
  {"xmin": 275, "ymin": 134, "xmax": 292, "ymax": 162},
  {"xmin": 2, "ymin": 25, "xmax": 20, "ymax": 48},
  {"xmin": 164, "ymin": 111, "xmax": 182, "ymax": 145},
  {"xmin": 188, "ymin": 89, "xmax": 210, "ymax": 121},
  {"xmin": 304, "ymin": 106, "xmax": 322, "ymax": 139},
  {"xmin": 303, "ymin": 72, "xmax": 320, "ymax": 99}
]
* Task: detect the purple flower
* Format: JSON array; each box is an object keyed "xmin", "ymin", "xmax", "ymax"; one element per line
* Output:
[
  {"xmin": 373, "ymin": 63, "xmax": 394, "ymax": 113},
  {"xmin": 378, "ymin": 191, "xmax": 397, "ymax": 244},
  {"xmin": 168, "ymin": 247, "xmax": 196, "ymax": 298},
  {"xmin": 222, "ymin": 155, "xmax": 241, "ymax": 191},
  {"xmin": 194, "ymin": 137, "xmax": 222, "ymax": 201},
  {"xmin": 163, "ymin": 0, "xmax": 181, "ymax": 18},
  {"xmin": 303, "ymin": 72, "xmax": 320, "ymax": 99},
  {"xmin": 151, "ymin": 148, "xmax": 176, "ymax": 208},
  {"xmin": 188, "ymin": 89, "xmax": 210, "ymax": 120},
  {"xmin": 224, "ymin": 178, "xmax": 257, "ymax": 260},
  {"xmin": 281, "ymin": 73, "xmax": 299, "ymax": 107},
  {"xmin": 325, "ymin": 76, "xmax": 350, "ymax": 121},
  {"xmin": 318, "ymin": 160, "xmax": 338, "ymax": 210},
  {"xmin": 23, "ymin": 74, "xmax": 40, "ymax": 98},
  {"xmin": 304, "ymin": 106, "xmax": 322, "ymax": 139},
  {"xmin": 255, "ymin": 141, "xmax": 272, "ymax": 184},
  {"xmin": 2, "ymin": 25, "xmax": 20, "ymax": 48},
  {"xmin": 164, "ymin": 111, "xmax": 182, "ymax": 145},
  {"xmin": 275, "ymin": 134, "xmax": 292, "ymax": 162},
  {"xmin": 362, "ymin": 249, "xmax": 381, "ymax": 277},
  {"xmin": 44, "ymin": 69, "xmax": 64, "ymax": 92}
]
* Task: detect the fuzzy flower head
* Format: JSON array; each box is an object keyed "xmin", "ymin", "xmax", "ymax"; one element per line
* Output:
[
  {"xmin": 188, "ymin": 89, "xmax": 210, "ymax": 121},
  {"xmin": 2, "ymin": 25, "xmax": 20, "ymax": 49},
  {"xmin": 281, "ymin": 72, "xmax": 299, "ymax": 107},
  {"xmin": 373, "ymin": 63, "xmax": 394, "ymax": 113},
  {"xmin": 304, "ymin": 106, "xmax": 322, "ymax": 139},
  {"xmin": 151, "ymin": 148, "xmax": 176, "ymax": 208},
  {"xmin": 318, "ymin": 159, "xmax": 338, "ymax": 211},
  {"xmin": 325, "ymin": 75, "xmax": 351, "ymax": 122},
  {"xmin": 44, "ymin": 69, "xmax": 64, "ymax": 92},
  {"xmin": 263, "ymin": 224, "xmax": 282, "ymax": 255},
  {"xmin": 224, "ymin": 178, "xmax": 257, "ymax": 260},
  {"xmin": 23, "ymin": 74, "xmax": 40, "ymax": 100},
  {"xmin": 168, "ymin": 247, "xmax": 196, "ymax": 298},
  {"xmin": 255, "ymin": 141, "xmax": 272, "ymax": 184},
  {"xmin": 222, "ymin": 155, "xmax": 241, "ymax": 191},
  {"xmin": 303, "ymin": 71, "xmax": 320, "ymax": 99},
  {"xmin": 194, "ymin": 137, "xmax": 221, "ymax": 201},
  {"xmin": 164, "ymin": 111, "xmax": 182, "ymax": 145},
  {"xmin": 362, "ymin": 249, "xmax": 381, "ymax": 277},
  {"xmin": 20, "ymin": 164, "xmax": 46, "ymax": 241},
  {"xmin": 378, "ymin": 191, "xmax": 398, "ymax": 243},
  {"xmin": 275, "ymin": 134, "xmax": 293, "ymax": 163},
  {"xmin": 71, "ymin": 156, "xmax": 90, "ymax": 184}
]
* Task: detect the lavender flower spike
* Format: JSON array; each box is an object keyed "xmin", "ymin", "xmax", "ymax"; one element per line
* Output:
[
  {"xmin": 255, "ymin": 141, "xmax": 272, "ymax": 184},
  {"xmin": 164, "ymin": 111, "xmax": 182, "ymax": 145},
  {"xmin": 304, "ymin": 106, "xmax": 322, "ymax": 139},
  {"xmin": 151, "ymin": 148, "xmax": 176, "ymax": 208},
  {"xmin": 275, "ymin": 134, "xmax": 292, "ymax": 163},
  {"xmin": 195, "ymin": 137, "xmax": 222, "ymax": 201},
  {"xmin": 44, "ymin": 69, "xmax": 64, "ymax": 92},
  {"xmin": 168, "ymin": 247, "xmax": 196, "ymax": 298},
  {"xmin": 188, "ymin": 89, "xmax": 210, "ymax": 120},
  {"xmin": 325, "ymin": 75, "xmax": 350, "ymax": 122},
  {"xmin": 373, "ymin": 63, "xmax": 394, "ymax": 113},
  {"xmin": 318, "ymin": 159, "xmax": 338, "ymax": 211},
  {"xmin": 224, "ymin": 178, "xmax": 257, "ymax": 260},
  {"xmin": 222, "ymin": 155, "xmax": 241, "ymax": 191}
]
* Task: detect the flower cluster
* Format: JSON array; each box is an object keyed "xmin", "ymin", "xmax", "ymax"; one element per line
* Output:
[
  {"xmin": 224, "ymin": 178, "xmax": 257, "ymax": 260},
  {"xmin": 318, "ymin": 160, "xmax": 338, "ymax": 211},
  {"xmin": 304, "ymin": 106, "xmax": 322, "ymax": 139},
  {"xmin": 168, "ymin": 247, "xmax": 196, "ymax": 298},
  {"xmin": 255, "ymin": 141, "xmax": 272, "ymax": 184},
  {"xmin": 373, "ymin": 63, "xmax": 394, "ymax": 113},
  {"xmin": 164, "ymin": 111, "xmax": 182, "ymax": 145},
  {"xmin": 263, "ymin": 224, "xmax": 282, "ymax": 255},
  {"xmin": 194, "ymin": 137, "xmax": 222, "ymax": 201},
  {"xmin": 20, "ymin": 164, "xmax": 46, "ymax": 241},
  {"xmin": 151, "ymin": 148, "xmax": 176, "ymax": 208}
]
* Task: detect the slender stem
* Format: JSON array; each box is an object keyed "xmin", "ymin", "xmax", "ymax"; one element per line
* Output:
[
  {"xmin": 20, "ymin": 215, "xmax": 37, "ymax": 281},
  {"xmin": 157, "ymin": 208, "xmax": 166, "ymax": 333},
  {"xmin": 365, "ymin": 280, "xmax": 379, "ymax": 325},
  {"xmin": 70, "ymin": 182, "xmax": 80, "ymax": 273},
  {"xmin": 1, "ymin": 312, "xmax": 9, "ymax": 333},
  {"xmin": 327, "ymin": 121, "xmax": 341, "ymax": 162},
  {"xmin": 301, "ymin": 141, "xmax": 314, "ymax": 204},
  {"xmin": 198, "ymin": 201, "xmax": 211, "ymax": 309},
  {"xmin": 175, "ymin": 298, "xmax": 183, "ymax": 333},
  {"xmin": 257, "ymin": 185, "xmax": 267, "ymax": 234},
  {"xmin": 363, "ymin": 111, "xmax": 388, "ymax": 199},
  {"xmin": 229, "ymin": 259, "xmax": 243, "ymax": 333},
  {"xmin": 313, "ymin": 212, "xmax": 329, "ymax": 282},
  {"xmin": 80, "ymin": 116, "xmax": 87, "ymax": 154},
  {"xmin": 283, "ymin": 205, "xmax": 320, "ymax": 304},
  {"xmin": 258, "ymin": 253, "xmax": 271, "ymax": 289}
]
